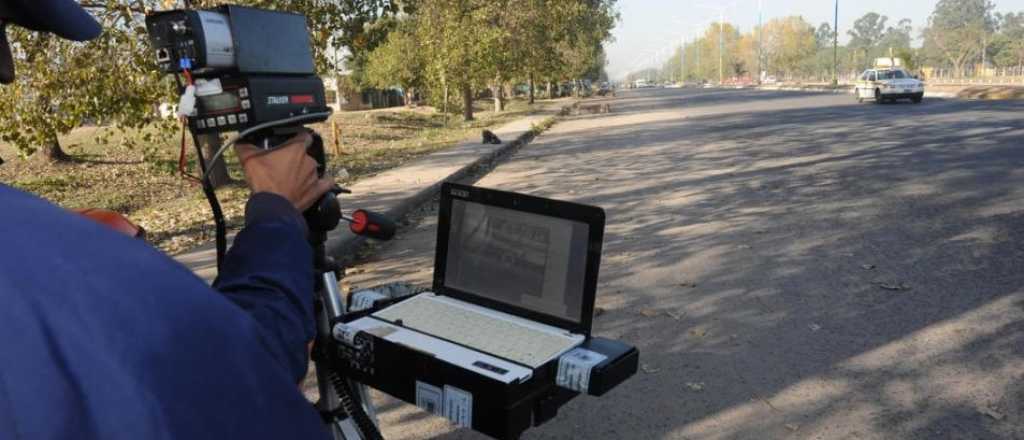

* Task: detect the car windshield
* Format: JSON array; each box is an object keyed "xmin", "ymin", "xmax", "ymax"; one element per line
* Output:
[{"xmin": 877, "ymin": 70, "xmax": 897, "ymax": 80}]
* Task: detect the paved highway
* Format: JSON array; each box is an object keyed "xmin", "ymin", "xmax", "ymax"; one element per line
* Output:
[{"xmin": 346, "ymin": 88, "xmax": 1024, "ymax": 439}]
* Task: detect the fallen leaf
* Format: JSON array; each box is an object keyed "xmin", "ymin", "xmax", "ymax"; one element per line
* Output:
[
  {"xmin": 808, "ymin": 323, "xmax": 822, "ymax": 332},
  {"xmin": 860, "ymin": 264, "xmax": 876, "ymax": 270},
  {"xmin": 639, "ymin": 308, "xmax": 660, "ymax": 317},
  {"xmin": 785, "ymin": 423, "xmax": 800, "ymax": 432},
  {"xmin": 689, "ymin": 328, "xmax": 708, "ymax": 338},
  {"xmin": 640, "ymin": 364, "xmax": 660, "ymax": 374},
  {"xmin": 684, "ymin": 382, "xmax": 705, "ymax": 392},
  {"xmin": 666, "ymin": 311, "xmax": 685, "ymax": 320},
  {"xmin": 979, "ymin": 406, "xmax": 1006, "ymax": 421},
  {"xmin": 875, "ymin": 281, "xmax": 911, "ymax": 291}
]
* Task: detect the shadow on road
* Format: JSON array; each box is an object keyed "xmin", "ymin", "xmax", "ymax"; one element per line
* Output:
[{"xmin": 356, "ymin": 91, "xmax": 1024, "ymax": 439}]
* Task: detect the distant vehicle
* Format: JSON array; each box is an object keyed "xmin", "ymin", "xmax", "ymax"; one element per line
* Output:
[
  {"xmin": 855, "ymin": 63, "xmax": 924, "ymax": 104},
  {"xmin": 633, "ymin": 79, "xmax": 650, "ymax": 88}
]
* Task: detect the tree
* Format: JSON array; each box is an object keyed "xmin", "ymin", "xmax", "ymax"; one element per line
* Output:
[
  {"xmin": 762, "ymin": 16, "xmax": 816, "ymax": 79},
  {"xmin": 991, "ymin": 12, "xmax": 1024, "ymax": 69},
  {"xmin": 815, "ymin": 22, "xmax": 835, "ymax": 50},
  {"xmin": 848, "ymin": 12, "xmax": 889, "ymax": 68},
  {"xmin": 0, "ymin": 1, "xmax": 171, "ymax": 162},
  {"xmin": 879, "ymin": 18, "xmax": 913, "ymax": 52},
  {"xmin": 0, "ymin": 0, "xmax": 394, "ymax": 185},
  {"xmin": 364, "ymin": 21, "xmax": 425, "ymax": 106},
  {"xmin": 922, "ymin": 0, "xmax": 995, "ymax": 76}
]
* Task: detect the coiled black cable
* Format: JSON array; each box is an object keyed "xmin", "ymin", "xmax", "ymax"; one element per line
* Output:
[{"xmin": 327, "ymin": 370, "xmax": 385, "ymax": 440}]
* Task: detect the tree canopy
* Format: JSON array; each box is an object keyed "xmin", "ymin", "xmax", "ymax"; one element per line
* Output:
[
  {"xmin": 0, "ymin": 0, "xmax": 401, "ymax": 161},
  {"xmin": 363, "ymin": 0, "xmax": 618, "ymax": 120},
  {"xmin": 643, "ymin": 2, "xmax": 1022, "ymax": 84}
]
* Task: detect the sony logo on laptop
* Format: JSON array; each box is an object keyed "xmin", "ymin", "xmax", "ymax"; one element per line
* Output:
[{"xmin": 450, "ymin": 188, "xmax": 470, "ymax": 198}]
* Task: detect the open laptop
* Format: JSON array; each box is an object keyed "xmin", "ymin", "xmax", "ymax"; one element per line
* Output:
[{"xmin": 349, "ymin": 183, "xmax": 605, "ymax": 381}]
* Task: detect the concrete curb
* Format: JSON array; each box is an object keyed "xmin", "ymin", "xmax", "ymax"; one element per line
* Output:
[
  {"xmin": 756, "ymin": 85, "xmax": 854, "ymax": 94},
  {"xmin": 325, "ymin": 104, "xmax": 573, "ymax": 264},
  {"xmin": 753, "ymin": 84, "xmax": 1022, "ymax": 100}
]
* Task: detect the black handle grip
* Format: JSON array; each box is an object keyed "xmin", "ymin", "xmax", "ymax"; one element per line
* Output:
[{"xmin": 349, "ymin": 209, "xmax": 396, "ymax": 241}]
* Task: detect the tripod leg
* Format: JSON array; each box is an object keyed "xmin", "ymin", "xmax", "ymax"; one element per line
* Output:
[{"xmin": 353, "ymin": 379, "xmax": 379, "ymax": 427}]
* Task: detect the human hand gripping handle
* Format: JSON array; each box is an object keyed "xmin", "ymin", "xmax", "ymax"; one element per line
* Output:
[{"xmin": 235, "ymin": 131, "xmax": 335, "ymax": 212}]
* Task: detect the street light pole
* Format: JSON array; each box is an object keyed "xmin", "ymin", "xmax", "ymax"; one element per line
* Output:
[
  {"xmin": 757, "ymin": 0, "xmax": 763, "ymax": 84},
  {"xmin": 681, "ymin": 36, "xmax": 686, "ymax": 84},
  {"xmin": 832, "ymin": 0, "xmax": 839, "ymax": 86},
  {"xmin": 719, "ymin": 11, "xmax": 724, "ymax": 84}
]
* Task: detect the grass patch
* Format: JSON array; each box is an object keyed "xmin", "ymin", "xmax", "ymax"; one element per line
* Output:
[{"xmin": 0, "ymin": 98, "xmax": 546, "ymax": 254}]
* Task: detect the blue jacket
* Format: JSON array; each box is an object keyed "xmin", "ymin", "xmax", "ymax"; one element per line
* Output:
[{"xmin": 0, "ymin": 184, "xmax": 330, "ymax": 439}]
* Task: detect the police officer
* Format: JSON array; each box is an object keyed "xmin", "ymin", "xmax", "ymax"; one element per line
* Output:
[{"xmin": 0, "ymin": 1, "xmax": 333, "ymax": 438}]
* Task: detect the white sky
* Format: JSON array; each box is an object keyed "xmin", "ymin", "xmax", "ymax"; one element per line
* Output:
[{"xmin": 606, "ymin": 0, "xmax": 1024, "ymax": 79}]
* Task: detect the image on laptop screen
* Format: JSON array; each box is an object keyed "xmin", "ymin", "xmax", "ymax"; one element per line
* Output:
[{"xmin": 444, "ymin": 199, "xmax": 590, "ymax": 323}]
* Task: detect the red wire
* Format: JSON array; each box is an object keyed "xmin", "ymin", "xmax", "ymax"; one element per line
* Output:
[{"xmin": 178, "ymin": 119, "xmax": 200, "ymax": 184}]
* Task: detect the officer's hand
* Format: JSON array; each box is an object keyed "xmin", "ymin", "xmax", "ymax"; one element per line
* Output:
[{"xmin": 235, "ymin": 132, "xmax": 334, "ymax": 211}]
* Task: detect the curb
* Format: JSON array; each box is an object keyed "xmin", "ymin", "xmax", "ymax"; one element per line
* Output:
[
  {"xmin": 756, "ymin": 86, "xmax": 854, "ymax": 94},
  {"xmin": 325, "ymin": 104, "xmax": 573, "ymax": 264},
  {"xmin": 754, "ymin": 85, "xmax": 1021, "ymax": 100}
]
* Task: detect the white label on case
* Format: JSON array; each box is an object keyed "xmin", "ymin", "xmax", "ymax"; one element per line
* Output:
[
  {"xmin": 332, "ymin": 323, "xmax": 359, "ymax": 346},
  {"xmin": 556, "ymin": 348, "xmax": 607, "ymax": 393},
  {"xmin": 443, "ymin": 385, "xmax": 473, "ymax": 428},
  {"xmin": 350, "ymin": 290, "xmax": 388, "ymax": 312},
  {"xmin": 415, "ymin": 381, "xmax": 443, "ymax": 416}
]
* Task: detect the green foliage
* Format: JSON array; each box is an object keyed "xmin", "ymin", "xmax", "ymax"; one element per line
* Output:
[
  {"xmin": 0, "ymin": 0, "xmax": 394, "ymax": 160},
  {"xmin": 363, "ymin": 21, "xmax": 424, "ymax": 93},
  {"xmin": 762, "ymin": 17, "xmax": 816, "ymax": 78},
  {"xmin": 0, "ymin": 1, "xmax": 175, "ymax": 158},
  {"xmin": 645, "ymin": 3, "xmax": 1014, "ymax": 83},
  {"xmin": 848, "ymin": 12, "xmax": 888, "ymax": 51},
  {"xmin": 991, "ymin": 12, "xmax": 1024, "ymax": 68},
  {"xmin": 362, "ymin": 0, "xmax": 618, "ymax": 118},
  {"xmin": 922, "ymin": 0, "xmax": 996, "ymax": 75}
]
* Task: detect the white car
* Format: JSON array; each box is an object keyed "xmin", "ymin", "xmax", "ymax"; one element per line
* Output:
[{"xmin": 854, "ymin": 68, "xmax": 925, "ymax": 104}]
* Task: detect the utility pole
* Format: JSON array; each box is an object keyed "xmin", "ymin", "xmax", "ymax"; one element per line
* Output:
[
  {"xmin": 832, "ymin": 0, "xmax": 839, "ymax": 86},
  {"xmin": 696, "ymin": 39, "xmax": 701, "ymax": 82},
  {"xmin": 719, "ymin": 11, "xmax": 724, "ymax": 84},
  {"xmin": 757, "ymin": 0, "xmax": 763, "ymax": 84},
  {"xmin": 681, "ymin": 36, "xmax": 686, "ymax": 84}
]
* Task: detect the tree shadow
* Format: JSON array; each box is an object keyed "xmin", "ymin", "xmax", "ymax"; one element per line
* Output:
[{"xmin": 357, "ymin": 93, "xmax": 1024, "ymax": 439}]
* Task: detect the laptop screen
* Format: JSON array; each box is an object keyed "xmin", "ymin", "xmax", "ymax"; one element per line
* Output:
[{"xmin": 443, "ymin": 199, "xmax": 591, "ymax": 323}]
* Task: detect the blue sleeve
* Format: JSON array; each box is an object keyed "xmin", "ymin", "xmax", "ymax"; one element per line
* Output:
[
  {"xmin": 0, "ymin": 185, "xmax": 330, "ymax": 440},
  {"xmin": 213, "ymin": 192, "xmax": 317, "ymax": 383}
]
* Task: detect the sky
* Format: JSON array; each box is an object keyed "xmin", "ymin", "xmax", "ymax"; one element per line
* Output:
[{"xmin": 606, "ymin": 0, "xmax": 1024, "ymax": 79}]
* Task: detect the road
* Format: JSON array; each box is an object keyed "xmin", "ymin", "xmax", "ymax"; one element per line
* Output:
[{"xmin": 344, "ymin": 88, "xmax": 1024, "ymax": 439}]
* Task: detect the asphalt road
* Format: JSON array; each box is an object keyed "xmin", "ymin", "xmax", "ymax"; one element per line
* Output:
[{"xmin": 345, "ymin": 88, "xmax": 1024, "ymax": 440}]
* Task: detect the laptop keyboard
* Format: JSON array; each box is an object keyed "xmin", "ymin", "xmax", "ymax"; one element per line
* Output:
[{"xmin": 373, "ymin": 295, "xmax": 578, "ymax": 367}]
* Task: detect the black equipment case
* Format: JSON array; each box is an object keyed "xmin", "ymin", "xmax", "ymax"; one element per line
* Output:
[{"xmin": 326, "ymin": 184, "xmax": 638, "ymax": 439}]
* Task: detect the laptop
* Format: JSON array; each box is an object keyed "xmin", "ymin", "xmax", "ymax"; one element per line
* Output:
[{"xmin": 349, "ymin": 183, "xmax": 605, "ymax": 381}]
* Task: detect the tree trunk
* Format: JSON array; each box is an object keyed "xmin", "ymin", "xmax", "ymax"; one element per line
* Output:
[
  {"xmin": 405, "ymin": 88, "xmax": 415, "ymax": 108},
  {"xmin": 492, "ymin": 84, "xmax": 504, "ymax": 114},
  {"xmin": 462, "ymin": 83, "xmax": 474, "ymax": 122},
  {"xmin": 528, "ymin": 76, "xmax": 535, "ymax": 105},
  {"xmin": 197, "ymin": 133, "xmax": 232, "ymax": 188},
  {"xmin": 39, "ymin": 136, "xmax": 71, "ymax": 162},
  {"xmin": 546, "ymin": 81, "xmax": 553, "ymax": 99}
]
